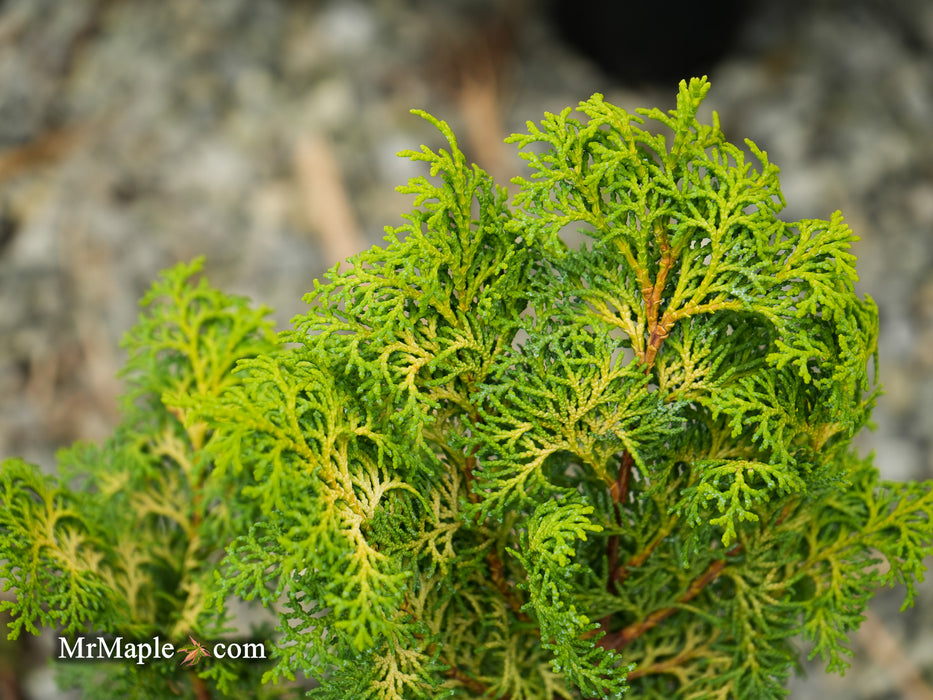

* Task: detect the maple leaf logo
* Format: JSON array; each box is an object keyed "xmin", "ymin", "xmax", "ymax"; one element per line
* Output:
[{"xmin": 176, "ymin": 636, "xmax": 211, "ymax": 667}]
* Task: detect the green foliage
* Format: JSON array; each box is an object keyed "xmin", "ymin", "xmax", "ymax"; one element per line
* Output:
[
  {"xmin": 2, "ymin": 77, "xmax": 932, "ymax": 699},
  {"xmin": 1, "ymin": 258, "xmax": 286, "ymax": 698}
]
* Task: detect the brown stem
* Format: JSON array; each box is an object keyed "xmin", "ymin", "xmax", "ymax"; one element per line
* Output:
[
  {"xmin": 643, "ymin": 229, "xmax": 672, "ymax": 331},
  {"xmin": 488, "ymin": 543, "xmax": 527, "ymax": 616},
  {"xmin": 639, "ymin": 228, "xmax": 676, "ymax": 368},
  {"xmin": 192, "ymin": 674, "xmax": 213, "ymax": 700},
  {"xmin": 464, "ymin": 432, "xmax": 527, "ymax": 617},
  {"xmin": 611, "ymin": 530, "xmax": 668, "ymax": 588},
  {"xmin": 626, "ymin": 645, "xmax": 702, "ymax": 681},
  {"xmin": 0, "ymin": 617, "xmax": 23, "ymax": 700},
  {"xmin": 0, "ymin": 669, "xmax": 21, "ymax": 700},
  {"xmin": 463, "ymin": 448, "xmax": 479, "ymax": 505},
  {"xmin": 599, "ymin": 543, "xmax": 743, "ymax": 652},
  {"xmin": 445, "ymin": 665, "xmax": 503, "ymax": 697},
  {"xmin": 643, "ymin": 311, "xmax": 675, "ymax": 369},
  {"xmin": 605, "ymin": 451, "xmax": 634, "ymax": 597},
  {"xmin": 608, "ymin": 451, "xmax": 633, "ymax": 506}
]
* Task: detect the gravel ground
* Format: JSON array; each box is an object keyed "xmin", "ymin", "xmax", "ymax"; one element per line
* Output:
[{"xmin": 1, "ymin": 0, "xmax": 932, "ymax": 697}]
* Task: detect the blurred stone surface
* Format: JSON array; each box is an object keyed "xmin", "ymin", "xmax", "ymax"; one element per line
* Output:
[{"xmin": 1, "ymin": 0, "xmax": 932, "ymax": 697}]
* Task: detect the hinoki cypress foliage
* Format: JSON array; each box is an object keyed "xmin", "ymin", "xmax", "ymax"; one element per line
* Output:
[{"xmin": 2, "ymin": 77, "xmax": 932, "ymax": 699}]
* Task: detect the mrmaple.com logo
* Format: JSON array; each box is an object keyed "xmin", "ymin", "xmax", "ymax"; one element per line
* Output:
[{"xmin": 56, "ymin": 634, "xmax": 267, "ymax": 666}]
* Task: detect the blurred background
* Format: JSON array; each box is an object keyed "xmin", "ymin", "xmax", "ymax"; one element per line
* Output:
[{"xmin": 1, "ymin": 0, "xmax": 932, "ymax": 697}]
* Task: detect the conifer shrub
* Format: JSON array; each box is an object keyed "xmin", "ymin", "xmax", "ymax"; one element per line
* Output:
[{"xmin": 2, "ymin": 77, "xmax": 932, "ymax": 699}]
